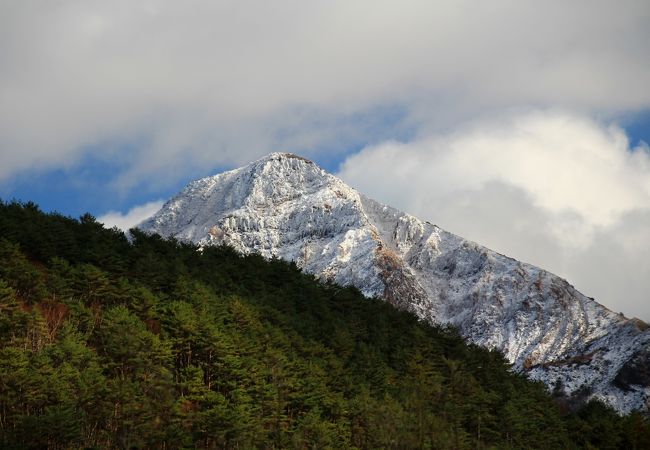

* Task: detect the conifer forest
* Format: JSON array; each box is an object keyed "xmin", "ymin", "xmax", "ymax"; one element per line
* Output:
[{"xmin": 0, "ymin": 201, "xmax": 648, "ymax": 449}]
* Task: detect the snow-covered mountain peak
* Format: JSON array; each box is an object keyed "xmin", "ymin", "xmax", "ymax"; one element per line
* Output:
[
  {"xmin": 140, "ymin": 153, "xmax": 650, "ymax": 413},
  {"xmin": 243, "ymin": 152, "xmax": 355, "ymax": 207}
]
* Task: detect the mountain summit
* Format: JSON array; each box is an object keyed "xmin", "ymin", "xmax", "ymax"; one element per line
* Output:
[{"xmin": 140, "ymin": 152, "xmax": 650, "ymax": 413}]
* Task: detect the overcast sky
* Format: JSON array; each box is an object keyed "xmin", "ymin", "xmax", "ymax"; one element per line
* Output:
[{"xmin": 1, "ymin": 1, "xmax": 649, "ymax": 319}]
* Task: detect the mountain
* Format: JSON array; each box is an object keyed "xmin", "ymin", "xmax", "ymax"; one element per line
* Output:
[{"xmin": 140, "ymin": 152, "xmax": 650, "ymax": 413}]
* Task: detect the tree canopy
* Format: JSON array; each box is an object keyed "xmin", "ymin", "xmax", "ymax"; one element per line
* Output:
[{"xmin": 0, "ymin": 200, "xmax": 647, "ymax": 449}]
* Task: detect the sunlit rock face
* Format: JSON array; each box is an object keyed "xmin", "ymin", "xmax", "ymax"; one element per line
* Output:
[{"xmin": 140, "ymin": 152, "xmax": 650, "ymax": 413}]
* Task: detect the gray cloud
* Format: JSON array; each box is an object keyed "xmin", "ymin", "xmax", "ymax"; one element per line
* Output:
[
  {"xmin": 337, "ymin": 111, "xmax": 650, "ymax": 320},
  {"xmin": 1, "ymin": 1, "xmax": 649, "ymax": 187}
]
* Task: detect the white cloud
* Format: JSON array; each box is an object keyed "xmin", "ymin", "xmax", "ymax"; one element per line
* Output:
[
  {"xmin": 97, "ymin": 200, "xmax": 164, "ymax": 231},
  {"xmin": 337, "ymin": 111, "xmax": 650, "ymax": 320},
  {"xmin": 1, "ymin": 1, "xmax": 649, "ymax": 187}
]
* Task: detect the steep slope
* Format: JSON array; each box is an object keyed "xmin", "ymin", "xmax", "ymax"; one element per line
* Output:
[{"xmin": 140, "ymin": 152, "xmax": 650, "ymax": 413}]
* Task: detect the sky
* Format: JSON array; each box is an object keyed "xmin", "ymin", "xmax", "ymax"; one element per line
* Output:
[{"xmin": 1, "ymin": 1, "xmax": 649, "ymax": 320}]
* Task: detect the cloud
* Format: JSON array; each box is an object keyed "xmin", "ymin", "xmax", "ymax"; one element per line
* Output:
[
  {"xmin": 2, "ymin": 2, "xmax": 649, "ymax": 320},
  {"xmin": 1, "ymin": 1, "xmax": 649, "ymax": 188},
  {"xmin": 97, "ymin": 200, "xmax": 164, "ymax": 231},
  {"xmin": 337, "ymin": 111, "xmax": 650, "ymax": 320}
]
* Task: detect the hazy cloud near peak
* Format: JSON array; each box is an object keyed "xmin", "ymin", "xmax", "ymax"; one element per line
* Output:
[
  {"xmin": 97, "ymin": 200, "xmax": 164, "ymax": 231},
  {"xmin": 1, "ymin": 0, "xmax": 650, "ymax": 187},
  {"xmin": 337, "ymin": 111, "xmax": 650, "ymax": 320}
]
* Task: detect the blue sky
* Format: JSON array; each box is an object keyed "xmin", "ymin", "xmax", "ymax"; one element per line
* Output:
[
  {"xmin": 0, "ymin": 151, "xmax": 221, "ymax": 219},
  {"xmin": 1, "ymin": 102, "xmax": 416, "ymax": 219},
  {"xmin": 2, "ymin": 111, "xmax": 647, "ymax": 222},
  {"xmin": 623, "ymin": 110, "xmax": 650, "ymax": 149},
  {"xmin": 1, "ymin": 1, "xmax": 650, "ymax": 320}
]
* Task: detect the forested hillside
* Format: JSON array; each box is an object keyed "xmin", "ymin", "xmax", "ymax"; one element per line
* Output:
[{"xmin": 0, "ymin": 201, "xmax": 647, "ymax": 449}]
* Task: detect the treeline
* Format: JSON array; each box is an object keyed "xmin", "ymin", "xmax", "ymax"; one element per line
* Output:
[{"xmin": 0, "ymin": 200, "xmax": 647, "ymax": 449}]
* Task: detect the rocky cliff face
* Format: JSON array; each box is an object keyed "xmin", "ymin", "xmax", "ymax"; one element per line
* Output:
[{"xmin": 140, "ymin": 152, "xmax": 650, "ymax": 413}]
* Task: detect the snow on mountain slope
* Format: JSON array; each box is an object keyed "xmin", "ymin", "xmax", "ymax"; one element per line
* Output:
[{"xmin": 139, "ymin": 152, "xmax": 650, "ymax": 413}]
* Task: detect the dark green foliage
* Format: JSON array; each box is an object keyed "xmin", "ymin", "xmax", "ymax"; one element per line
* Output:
[{"xmin": 0, "ymin": 199, "xmax": 647, "ymax": 449}]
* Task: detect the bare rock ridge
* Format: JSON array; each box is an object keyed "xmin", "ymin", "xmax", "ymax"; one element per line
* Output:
[{"xmin": 139, "ymin": 152, "xmax": 650, "ymax": 413}]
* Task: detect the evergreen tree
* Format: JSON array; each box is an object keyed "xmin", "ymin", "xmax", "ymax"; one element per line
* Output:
[{"xmin": 0, "ymin": 200, "xmax": 647, "ymax": 449}]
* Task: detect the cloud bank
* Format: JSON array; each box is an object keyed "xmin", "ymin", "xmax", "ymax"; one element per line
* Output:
[
  {"xmin": 1, "ymin": 1, "xmax": 649, "ymax": 188},
  {"xmin": 338, "ymin": 111, "xmax": 650, "ymax": 320}
]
